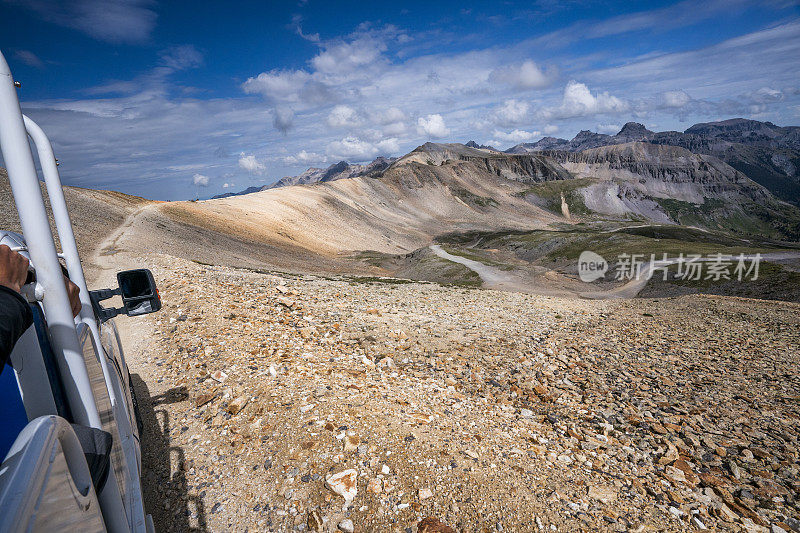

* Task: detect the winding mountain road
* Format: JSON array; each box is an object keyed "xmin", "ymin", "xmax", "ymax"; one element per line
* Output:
[
  {"xmin": 429, "ymin": 244, "xmax": 515, "ymax": 286},
  {"xmin": 430, "ymin": 244, "xmax": 800, "ymax": 299}
]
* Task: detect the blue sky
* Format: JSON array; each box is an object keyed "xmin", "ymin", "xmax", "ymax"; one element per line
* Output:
[{"xmin": 1, "ymin": 0, "xmax": 799, "ymax": 200}]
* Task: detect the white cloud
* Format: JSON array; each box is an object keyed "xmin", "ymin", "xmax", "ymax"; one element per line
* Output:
[
  {"xmin": 754, "ymin": 87, "xmax": 783, "ymax": 102},
  {"xmin": 15, "ymin": 15, "xmax": 800, "ymax": 201},
  {"xmin": 660, "ymin": 90, "xmax": 691, "ymax": 108},
  {"xmin": 544, "ymin": 81, "xmax": 629, "ymax": 119},
  {"xmin": 192, "ymin": 173, "xmax": 209, "ymax": 186},
  {"xmin": 242, "ymin": 70, "xmax": 312, "ymax": 103},
  {"xmin": 376, "ymin": 138, "xmax": 400, "ymax": 153},
  {"xmin": 291, "ymin": 14, "xmax": 320, "ymax": 43},
  {"xmin": 376, "ymin": 107, "xmax": 406, "ymax": 124},
  {"xmin": 531, "ymin": 0, "xmax": 754, "ymax": 49},
  {"xmin": 382, "ymin": 121, "xmax": 406, "ymax": 136},
  {"xmin": 326, "ymin": 105, "xmax": 360, "ymax": 128},
  {"xmin": 416, "ymin": 114, "xmax": 450, "ymax": 139},
  {"xmin": 370, "ymin": 107, "xmax": 407, "ymax": 135},
  {"xmin": 222, "ymin": 182, "xmax": 232, "ymax": 188},
  {"xmin": 326, "ymin": 136, "xmax": 400, "ymax": 161},
  {"xmin": 489, "ymin": 60, "xmax": 554, "ymax": 89},
  {"xmin": 490, "ymin": 99, "xmax": 530, "ymax": 126},
  {"xmin": 283, "ymin": 150, "xmax": 327, "ymax": 165},
  {"xmin": 238, "ymin": 153, "xmax": 267, "ymax": 174},
  {"xmin": 326, "ymin": 137, "xmax": 377, "ymax": 160},
  {"xmin": 587, "ymin": 21, "xmax": 800, "ymax": 103},
  {"xmin": 311, "ymin": 34, "xmax": 388, "ymax": 74},
  {"xmin": 159, "ymin": 45, "xmax": 203, "ymax": 70},
  {"xmin": 491, "ymin": 129, "xmax": 541, "ymax": 143},
  {"xmin": 9, "ymin": 0, "xmax": 158, "ymax": 44},
  {"xmin": 596, "ymin": 123, "xmax": 621, "ymax": 134},
  {"xmin": 13, "ymin": 50, "xmax": 44, "ymax": 68}
]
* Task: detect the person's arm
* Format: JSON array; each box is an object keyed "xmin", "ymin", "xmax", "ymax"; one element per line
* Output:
[{"xmin": 0, "ymin": 244, "xmax": 34, "ymax": 371}]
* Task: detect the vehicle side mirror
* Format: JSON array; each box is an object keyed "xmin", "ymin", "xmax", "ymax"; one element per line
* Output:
[
  {"xmin": 89, "ymin": 268, "xmax": 161, "ymax": 321},
  {"xmin": 117, "ymin": 269, "xmax": 161, "ymax": 316}
]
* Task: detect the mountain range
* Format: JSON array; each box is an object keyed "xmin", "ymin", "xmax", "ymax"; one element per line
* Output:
[
  {"xmin": 217, "ymin": 118, "xmax": 799, "ymax": 209},
  {"xmin": 505, "ymin": 118, "xmax": 800, "ymax": 205},
  {"xmin": 213, "ymin": 156, "xmax": 395, "ymax": 199}
]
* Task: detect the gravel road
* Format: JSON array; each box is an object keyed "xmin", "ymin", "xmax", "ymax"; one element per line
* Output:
[{"xmin": 97, "ymin": 250, "xmax": 800, "ymax": 533}]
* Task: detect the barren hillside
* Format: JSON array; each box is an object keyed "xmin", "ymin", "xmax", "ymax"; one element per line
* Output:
[{"xmin": 0, "ymin": 168, "xmax": 149, "ymax": 260}]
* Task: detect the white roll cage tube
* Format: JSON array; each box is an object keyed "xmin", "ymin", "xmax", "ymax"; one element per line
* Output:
[{"xmin": 0, "ymin": 49, "xmax": 138, "ymax": 532}]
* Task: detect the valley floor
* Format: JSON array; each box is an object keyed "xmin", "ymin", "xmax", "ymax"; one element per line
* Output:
[{"xmin": 97, "ymin": 251, "xmax": 800, "ymax": 532}]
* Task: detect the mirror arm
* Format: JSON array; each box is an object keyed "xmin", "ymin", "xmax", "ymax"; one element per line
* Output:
[{"xmin": 88, "ymin": 287, "xmax": 124, "ymax": 323}]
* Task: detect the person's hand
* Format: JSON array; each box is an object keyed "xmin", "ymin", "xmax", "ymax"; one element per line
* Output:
[
  {"xmin": 64, "ymin": 276, "xmax": 81, "ymax": 318},
  {"xmin": 0, "ymin": 244, "xmax": 29, "ymax": 293}
]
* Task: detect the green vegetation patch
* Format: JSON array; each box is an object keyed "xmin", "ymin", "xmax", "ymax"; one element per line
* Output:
[{"xmin": 654, "ymin": 197, "xmax": 800, "ymax": 242}]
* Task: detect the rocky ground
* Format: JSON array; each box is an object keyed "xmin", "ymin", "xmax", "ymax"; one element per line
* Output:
[{"xmin": 117, "ymin": 254, "xmax": 800, "ymax": 533}]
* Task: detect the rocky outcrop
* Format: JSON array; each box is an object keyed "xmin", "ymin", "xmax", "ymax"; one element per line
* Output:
[
  {"xmin": 215, "ymin": 156, "xmax": 397, "ymax": 199},
  {"xmin": 465, "ymin": 140, "xmax": 498, "ymax": 151},
  {"xmin": 549, "ymin": 142, "xmax": 770, "ymax": 203},
  {"xmin": 272, "ymin": 156, "xmax": 396, "ymax": 189},
  {"xmin": 505, "ymin": 119, "xmax": 800, "ymax": 204},
  {"xmin": 397, "ymin": 142, "xmax": 572, "ymax": 183}
]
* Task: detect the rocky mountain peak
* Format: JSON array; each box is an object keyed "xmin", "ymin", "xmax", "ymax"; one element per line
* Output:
[
  {"xmin": 617, "ymin": 122, "xmax": 653, "ymax": 137},
  {"xmin": 573, "ymin": 130, "xmax": 598, "ymax": 141},
  {"xmin": 465, "ymin": 140, "xmax": 498, "ymax": 151}
]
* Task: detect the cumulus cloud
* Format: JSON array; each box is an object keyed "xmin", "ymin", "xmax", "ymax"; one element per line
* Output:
[
  {"xmin": 238, "ymin": 153, "xmax": 267, "ymax": 174},
  {"xmin": 16, "ymin": 14, "xmax": 800, "ymax": 201},
  {"xmin": 376, "ymin": 138, "xmax": 400, "ymax": 154},
  {"xmin": 192, "ymin": 173, "xmax": 209, "ymax": 186},
  {"xmin": 310, "ymin": 33, "xmax": 389, "ymax": 75},
  {"xmin": 543, "ymin": 81, "xmax": 629, "ymax": 119},
  {"xmin": 222, "ymin": 182, "xmax": 233, "ymax": 189},
  {"xmin": 283, "ymin": 150, "xmax": 327, "ymax": 165},
  {"xmin": 372, "ymin": 107, "xmax": 406, "ymax": 135},
  {"xmin": 491, "ymin": 129, "xmax": 541, "ymax": 144},
  {"xmin": 660, "ymin": 90, "xmax": 691, "ymax": 108},
  {"xmin": 326, "ymin": 136, "xmax": 400, "ymax": 161},
  {"xmin": 490, "ymin": 99, "xmax": 531, "ymax": 126},
  {"xmin": 417, "ymin": 114, "xmax": 450, "ymax": 138},
  {"xmin": 242, "ymin": 70, "xmax": 312, "ymax": 103},
  {"xmin": 13, "ymin": 50, "xmax": 44, "ymax": 68},
  {"xmin": 326, "ymin": 105, "xmax": 360, "ymax": 128},
  {"xmin": 489, "ymin": 60, "xmax": 554, "ymax": 89},
  {"xmin": 272, "ymin": 106, "xmax": 295, "ymax": 134},
  {"xmin": 326, "ymin": 137, "xmax": 377, "ymax": 160},
  {"xmin": 8, "ymin": 0, "xmax": 158, "ymax": 44}
]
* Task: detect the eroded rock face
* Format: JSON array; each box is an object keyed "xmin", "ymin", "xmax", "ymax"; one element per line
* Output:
[
  {"xmin": 504, "ymin": 118, "xmax": 800, "ymax": 205},
  {"xmin": 551, "ymin": 143, "xmax": 762, "ymax": 196}
]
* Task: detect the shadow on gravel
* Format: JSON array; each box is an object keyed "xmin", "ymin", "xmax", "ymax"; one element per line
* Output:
[{"xmin": 131, "ymin": 375, "xmax": 208, "ymax": 533}]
